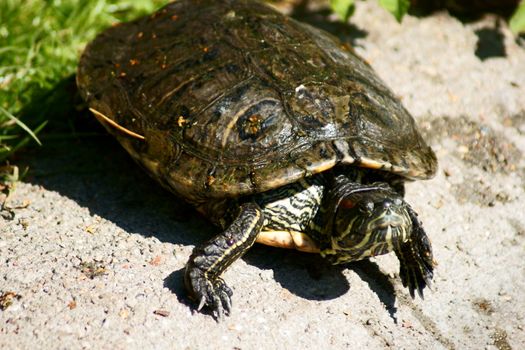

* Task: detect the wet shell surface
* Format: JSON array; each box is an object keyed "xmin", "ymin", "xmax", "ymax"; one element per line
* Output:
[{"xmin": 77, "ymin": 0, "xmax": 437, "ymax": 203}]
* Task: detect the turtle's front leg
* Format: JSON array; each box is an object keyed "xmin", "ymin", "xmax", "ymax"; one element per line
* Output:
[
  {"xmin": 184, "ymin": 202, "xmax": 264, "ymax": 319},
  {"xmin": 395, "ymin": 206, "xmax": 434, "ymax": 299}
]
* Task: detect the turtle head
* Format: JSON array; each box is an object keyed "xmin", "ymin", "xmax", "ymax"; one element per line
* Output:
[{"xmin": 328, "ymin": 184, "xmax": 412, "ymax": 263}]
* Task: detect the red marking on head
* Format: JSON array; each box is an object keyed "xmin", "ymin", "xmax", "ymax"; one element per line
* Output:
[{"xmin": 340, "ymin": 199, "xmax": 356, "ymax": 209}]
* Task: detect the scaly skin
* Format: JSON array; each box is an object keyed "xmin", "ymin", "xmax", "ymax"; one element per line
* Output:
[
  {"xmin": 184, "ymin": 203, "xmax": 264, "ymax": 319},
  {"xmin": 185, "ymin": 171, "xmax": 434, "ymax": 319}
]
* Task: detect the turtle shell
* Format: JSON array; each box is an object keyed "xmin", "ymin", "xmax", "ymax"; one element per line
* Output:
[{"xmin": 77, "ymin": 0, "xmax": 437, "ymax": 203}]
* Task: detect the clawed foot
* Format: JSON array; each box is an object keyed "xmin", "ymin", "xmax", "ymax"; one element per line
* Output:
[
  {"xmin": 397, "ymin": 238, "xmax": 434, "ymax": 298},
  {"xmin": 183, "ymin": 203, "xmax": 263, "ymax": 319},
  {"xmin": 185, "ymin": 266, "xmax": 233, "ymax": 320},
  {"xmin": 397, "ymin": 209, "xmax": 435, "ymax": 298}
]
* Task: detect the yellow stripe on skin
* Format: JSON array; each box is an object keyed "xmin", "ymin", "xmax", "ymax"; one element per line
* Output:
[{"xmin": 204, "ymin": 209, "xmax": 262, "ymax": 280}]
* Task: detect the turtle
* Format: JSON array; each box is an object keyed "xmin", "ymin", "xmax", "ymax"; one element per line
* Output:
[{"xmin": 77, "ymin": 0, "xmax": 437, "ymax": 319}]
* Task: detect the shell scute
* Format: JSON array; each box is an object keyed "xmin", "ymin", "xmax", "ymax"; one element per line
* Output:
[{"xmin": 77, "ymin": 0, "xmax": 437, "ymax": 201}]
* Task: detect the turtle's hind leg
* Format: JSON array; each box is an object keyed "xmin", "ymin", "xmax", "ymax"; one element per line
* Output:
[
  {"xmin": 184, "ymin": 202, "xmax": 264, "ymax": 319},
  {"xmin": 395, "ymin": 206, "xmax": 435, "ymax": 299}
]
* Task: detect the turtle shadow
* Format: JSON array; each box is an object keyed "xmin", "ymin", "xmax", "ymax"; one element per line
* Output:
[
  {"xmin": 18, "ymin": 76, "xmax": 210, "ymax": 247},
  {"xmin": 164, "ymin": 247, "xmax": 399, "ymax": 321},
  {"xmin": 21, "ymin": 131, "xmax": 208, "ymax": 246},
  {"xmin": 163, "ymin": 245, "xmax": 398, "ymax": 318},
  {"xmin": 351, "ymin": 260, "xmax": 398, "ymax": 322},
  {"xmin": 244, "ymin": 245, "xmax": 398, "ymax": 319},
  {"xmin": 243, "ymin": 246, "xmax": 350, "ymax": 301},
  {"xmin": 161, "ymin": 245, "xmax": 350, "ymax": 305},
  {"xmin": 163, "ymin": 268, "xmax": 195, "ymax": 309}
]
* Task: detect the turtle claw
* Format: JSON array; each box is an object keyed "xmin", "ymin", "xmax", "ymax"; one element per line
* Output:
[
  {"xmin": 187, "ymin": 269, "xmax": 233, "ymax": 320},
  {"xmin": 207, "ymin": 278, "xmax": 233, "ymax": 320},
  {"xmin": 398, "ymin": 234, "xmax": 434, "ymax": 299},
  {"xmin": 216, "ymin": 279, "xmax": 233, "ymax": 313},
  {"xmin": 197, "ymin": 296, "xmax": 207, "ymax": 312},
  {"xmin": 399, "ymin": 255, "xmax": 433, "ymax": 299},
  {"xmin": 397, "ymin": 207, "xmax": 435, "ymax": 299}
]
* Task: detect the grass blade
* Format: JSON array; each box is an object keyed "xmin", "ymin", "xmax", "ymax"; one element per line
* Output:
[{"xmin": 0, "ymin": 107, "xmax": 43, "ymax": 146}]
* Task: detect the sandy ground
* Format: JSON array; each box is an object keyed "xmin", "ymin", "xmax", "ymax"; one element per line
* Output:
[{"xmin": 1, "ymin": 1, "xmax": 525, "ymax": 349}]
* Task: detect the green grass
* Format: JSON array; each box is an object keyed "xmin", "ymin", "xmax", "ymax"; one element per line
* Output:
[{"xmin": 0, "ymin": 0, "xmax": 167, "ymax": 161}]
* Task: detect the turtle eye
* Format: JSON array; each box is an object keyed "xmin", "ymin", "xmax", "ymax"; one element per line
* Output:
[{"xmin": 359, "ymin": 201, "xmax": 374, "ymax": 214}]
